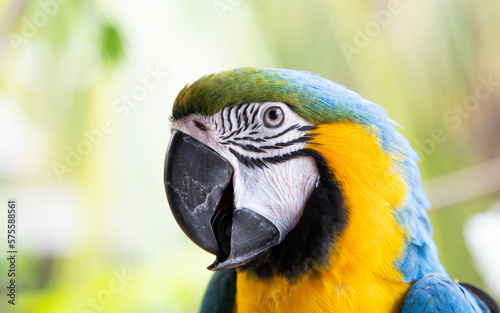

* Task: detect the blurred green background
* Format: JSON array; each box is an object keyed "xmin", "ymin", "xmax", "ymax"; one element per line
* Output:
[{"xmin": 1, "ymin": 0, "xmax": 499, "ymax": 312}]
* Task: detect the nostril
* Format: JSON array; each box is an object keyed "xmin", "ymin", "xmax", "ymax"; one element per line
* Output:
[{"xmin": 194, "ymin": 120, "xmax": 208, "ymax": 131}]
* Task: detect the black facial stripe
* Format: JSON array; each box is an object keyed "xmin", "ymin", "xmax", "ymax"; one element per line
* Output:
[
  {"xmin": 235, "ymin": 104, "xmax": 245, "ymax": 130},
  {"xmin": 227, "ymin": 106, "xmax": 234, "ymax": 131},
  {"xmin": 229, "ymin": 148, "xmax": 263, "ymax": 169},
  {"xmin": 229, "ymin": 148, "xmax": 312, "ymax": 170},
  {"xmin": 262, "ymin": 149, "xmax": 312, "ymax": 165},
  {"xmin": 256, "ymin": 135, "xmax": 313, "ymax": 150},
  {"xmin": 221, "ymin": 126, "xmax": 246, "ymax": 140},
  {"xmin": 273, "ymin": 136, "xmax": 313, "ymax": 147},
  {"xmin": 221, "ymin": 131, "xmax": 237, "ymax": 140},
  {"xmin": 223, "ymin": 141, "xmax": 266, "ymax": 153},
  {"xmin": 221, "ymin": 107, "xmax": 226, "ymax": 132},
  {"xmin": 251, "ymin": 106, "xmax": 260, "ymax": 125},
  {"xmin": 233, "ymin": 136, "xmax": 266, "ymax": 143},
  {"xmin": 234, "ymin": 127, "xmax": 244, "ymax": 136},
  {"xmin": 242, "ymin": 104, "xmax": 250, "ymax": 128},
  {"xmin": 235, "ymin": 103, "xmax": 244, "ymax": 116},
  {"xmin": 297, "ymin": 125, "xmax": 317, "ymax": 132},
  {"xmin": 249, "ymin": 103, "xmax": 257, "ymax": 115},
  {"xmin": 263, "ymin": 125, "xmax": 299, "ymax": 140},
  {"xmin": 259, "ymin": 145, "xmax": 283, "ymax": 150},
  {"xmin": 243, "ymin": 112, "xmax": 249, "ymax": 129},
  {"xmin": 237, "ymin": 114, "xmax": 242, "ymax": 130}
]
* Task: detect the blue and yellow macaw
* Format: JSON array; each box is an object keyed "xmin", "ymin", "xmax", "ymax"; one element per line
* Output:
[{"xmin": 164, "ymin": 68, "xmax": 499, "ymax": 312}]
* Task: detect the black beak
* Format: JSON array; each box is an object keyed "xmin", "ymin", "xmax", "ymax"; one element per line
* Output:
[
  {"xmin": 164, "ymin": 131, "xmax": 280, "ymax": 270},
  {"xmin": 208, "ymin": 208, "xmax": 279, "ymax": 270}
]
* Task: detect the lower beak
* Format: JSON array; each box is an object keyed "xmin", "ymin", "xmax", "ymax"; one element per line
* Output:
[
  {"xmin": 208, "ymin": 208, "xmax": 279, "ymax": 271},
  {"xmin": 164, "ymin": 131, "xmax": 280, "ymax": 270}
]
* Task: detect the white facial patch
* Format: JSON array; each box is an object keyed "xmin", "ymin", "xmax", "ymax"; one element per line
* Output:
[{"xmin": 171, "ymin": 102, "xmax": 321, "ymax": 241}]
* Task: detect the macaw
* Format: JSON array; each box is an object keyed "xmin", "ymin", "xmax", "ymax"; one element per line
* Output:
[{"xmin": 164, "ymin": 68, "xmax": 499, "ymax": 313}]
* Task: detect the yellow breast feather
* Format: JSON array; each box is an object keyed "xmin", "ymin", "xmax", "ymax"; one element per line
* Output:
[{"xmin": 235, "ymin": 122, "xmax": 410, "ymax": 313}]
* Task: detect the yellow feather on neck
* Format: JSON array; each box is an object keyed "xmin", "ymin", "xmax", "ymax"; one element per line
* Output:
[{"xmin": 234, "ymin": 122, "xmax": 411, "ymax": 313}]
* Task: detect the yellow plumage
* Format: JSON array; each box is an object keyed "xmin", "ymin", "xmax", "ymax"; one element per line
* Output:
[{"xmin": 234, "ymin": 122, "xmax": 411, "ymax": 312}]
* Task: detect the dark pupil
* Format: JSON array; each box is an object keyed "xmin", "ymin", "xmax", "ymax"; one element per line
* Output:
[{"xmin": 269, "ymin": 110, "xmax": 278, "ymax": 120}]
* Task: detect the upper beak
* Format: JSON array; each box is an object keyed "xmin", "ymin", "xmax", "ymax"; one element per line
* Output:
[{"xmin": 164, "ymin": 131, "xmax": 280, "ymax": 270}]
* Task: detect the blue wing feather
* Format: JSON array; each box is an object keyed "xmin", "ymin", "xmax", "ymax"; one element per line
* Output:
[
  {"xmin": 401, "ymin": 274, "xmax": 493, "ymax": 312},
  {"xmin": 199, "ymin": 269, "xmax": 236, "ymax": 313}
]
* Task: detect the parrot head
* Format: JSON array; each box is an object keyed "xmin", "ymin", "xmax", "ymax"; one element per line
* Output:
[{"xmin": 164, "ymin": 68, "xmax": 443, "ymax": 280}]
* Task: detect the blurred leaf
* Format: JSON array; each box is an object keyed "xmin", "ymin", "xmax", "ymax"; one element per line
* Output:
[{"xmin": 99, "ymin": 23, "xmax": 123, "ymax": 64}]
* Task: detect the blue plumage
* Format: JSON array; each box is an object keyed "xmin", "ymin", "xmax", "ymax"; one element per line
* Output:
[
  {"xmin": 401, "ymin": 274, "xmax": 494, "ymax": 312},
  {"xmin": 199, "ymin": 269, "xmax": 236, "ymax": 313}
]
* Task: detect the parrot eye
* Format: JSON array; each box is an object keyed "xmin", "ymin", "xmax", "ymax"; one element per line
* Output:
[{"xmin": 263, "ymin": 106, "xmax": 285, "ymax": 128}]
